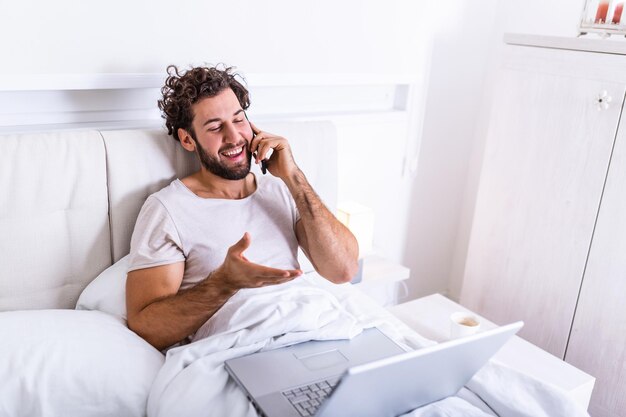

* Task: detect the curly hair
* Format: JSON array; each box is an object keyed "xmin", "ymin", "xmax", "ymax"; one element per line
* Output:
[{"xmin": 158, "ymin": 64, "xmax": 250, "ymax": 142}]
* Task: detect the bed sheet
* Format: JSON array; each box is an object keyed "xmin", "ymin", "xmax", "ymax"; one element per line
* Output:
[{"xmin": 146, "ymin": 273, "xmax": 590, "ymax": 417}]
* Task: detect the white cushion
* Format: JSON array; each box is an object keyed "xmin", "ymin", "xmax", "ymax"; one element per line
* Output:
[
  {"xmin": 0, "ymin": 131, "xmax": 111, "ymax": 310},
  {"xmin": 0, "ymin": 123, "xmax": 338, "ymax": 312},
  {"xmin": 76, "ymin": 255, "xmax": 129, "ymax": 321},
  {"xmin": 102, "ymin": 129, "xmax": 199, "ymax": 263},
  {"xmin": 0, "ymin": 309, "xmax": 163, "ymax": 417}
]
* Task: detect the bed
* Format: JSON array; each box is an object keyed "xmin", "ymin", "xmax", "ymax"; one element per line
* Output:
[{"xmin": 0, "ymin": 121, "xmax": 589, "ymax": 417}]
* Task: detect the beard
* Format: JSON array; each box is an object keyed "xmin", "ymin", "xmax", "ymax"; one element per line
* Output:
[{"xmin": 194, "ymin": 136, "xmax": 252, "ymax": 180}]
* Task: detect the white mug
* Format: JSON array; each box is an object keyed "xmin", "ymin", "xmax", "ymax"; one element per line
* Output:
[{"xmin": 450, "ymin": 311, "xmax": 481, "ymax": 339}]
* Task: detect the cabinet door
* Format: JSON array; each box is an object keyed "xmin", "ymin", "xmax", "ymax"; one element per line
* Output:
[
  {"xmin": 565, "ymin": 111, "xmax": 626, "ymax": 417},
  {"xmin": 461, "ymin": 45, "xmax": 625, "ymax": 358}
]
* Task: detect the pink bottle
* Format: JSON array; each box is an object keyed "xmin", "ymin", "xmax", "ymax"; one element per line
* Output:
[
  {"xmin": 596, "ymin": 0, "xmax": 610, "ymax": 23},
  {"xmin": 612, "ymin": 3, "xmax": 624, "ymax": 24}
]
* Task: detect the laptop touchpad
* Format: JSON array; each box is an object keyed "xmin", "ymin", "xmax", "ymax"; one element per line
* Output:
[{"xmin": 295, "ymin": 349, "xmax": 348, "ymax": 371}]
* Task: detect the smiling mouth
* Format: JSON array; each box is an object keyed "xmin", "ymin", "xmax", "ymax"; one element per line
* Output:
[{"xmin": 221, "ymin": 145, "xmax": 245, "ymax": 158}]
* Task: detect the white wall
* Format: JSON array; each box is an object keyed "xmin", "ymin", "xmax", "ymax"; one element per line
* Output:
[
  {"xmin": 400, "ymin": 0, "xmax": 592, "ymax": 301},
  {"xmin": 0, "ymin": 0, "xmax": 429, "ymax": 75},
  {"xmin": 401, "ymin": 0, "xmax": 499, "ymax": 299},
  {"xmin": 446, "ymin": 0, "xmax": 592, "ymax": 301},
  {"xmin": 1, "ymin": 0, "xmax": 557, "ymax": 303},
  {"xmin": 497, "ymin": 0, "xmax": 585, "ymax": 37},
  {"xmin": 0, "ymin": 0, "xmax": 434, "ymax": 290}
]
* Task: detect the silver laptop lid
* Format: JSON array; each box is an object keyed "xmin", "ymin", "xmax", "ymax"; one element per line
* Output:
[
  {"xmin": 316, "ymin": 321, "xmax": 523, "ymax": 417},
  {"xmin": 225, "ymin": 327, "xmax": 405, "ymax": 399}
]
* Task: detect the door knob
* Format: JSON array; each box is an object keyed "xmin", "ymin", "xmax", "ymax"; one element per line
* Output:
[{"xmin": 597, "ymin": 90, "xmax": 612, "ymax": 110}]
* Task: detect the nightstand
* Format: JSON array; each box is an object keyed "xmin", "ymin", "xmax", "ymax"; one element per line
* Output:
[
  {"xmin": 352, "ymin": 255, "xmax": 410, "ymax": 306},
  {"xmin": 387, "ymin": 294, "xmax": 595, "ymax": 410}
]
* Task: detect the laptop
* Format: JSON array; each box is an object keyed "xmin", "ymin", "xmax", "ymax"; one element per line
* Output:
[{"xmin": 225, "ymin": 322, "xmax": 523, "ymax": 417}]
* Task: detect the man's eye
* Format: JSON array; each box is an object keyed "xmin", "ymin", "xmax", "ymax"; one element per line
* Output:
[{"xmin": 208, "ymin": 126, "xmax": 221, "ymax": 132}]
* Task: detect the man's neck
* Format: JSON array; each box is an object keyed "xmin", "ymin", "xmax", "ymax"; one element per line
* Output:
[{"xmin": 184, "ymin": 169, "xmax": 256, "ymax": 200}]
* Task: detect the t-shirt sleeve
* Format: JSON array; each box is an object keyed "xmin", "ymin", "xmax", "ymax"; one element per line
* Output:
[{"xmin": 127, "ymin": 196, "xmax": 186, "ymax": 272}]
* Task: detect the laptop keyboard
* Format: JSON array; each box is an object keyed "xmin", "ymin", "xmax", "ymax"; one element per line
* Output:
[{"xmin": 282, "ymin": 377, "xmax": 340, "ymax": 416}]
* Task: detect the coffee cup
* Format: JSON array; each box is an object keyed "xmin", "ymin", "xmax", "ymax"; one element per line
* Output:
[{"xmin": 450, "ymin": 311, "xmax": 481, "ymax": 339}]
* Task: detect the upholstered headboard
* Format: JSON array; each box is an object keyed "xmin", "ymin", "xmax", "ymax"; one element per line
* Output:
[{"xmin": 0, "ymin": 121, "xmax": 337, "ymax": 311}]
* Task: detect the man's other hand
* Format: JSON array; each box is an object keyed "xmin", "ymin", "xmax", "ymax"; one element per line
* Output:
[{"xmin": 212, "ymin": 232, "xmax": 302, "ymax": 291}]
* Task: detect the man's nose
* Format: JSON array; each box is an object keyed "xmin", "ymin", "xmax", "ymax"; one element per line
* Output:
[{"xmin": 223, "ymin": 123, "xmax": 240, "ymax": 143}]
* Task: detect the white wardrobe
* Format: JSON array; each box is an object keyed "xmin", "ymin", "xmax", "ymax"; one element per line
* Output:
[{"xmin": 461, "ymin": 34, "xmax": 626, "ymax": 417}]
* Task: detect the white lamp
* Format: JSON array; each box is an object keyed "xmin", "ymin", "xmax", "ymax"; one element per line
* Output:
[{"xmin": 337, "ymin": 201, "xmax": 375, "ymax": 283}]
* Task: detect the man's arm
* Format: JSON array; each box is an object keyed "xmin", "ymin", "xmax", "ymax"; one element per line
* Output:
[
  {"xmin": 288, "ymin": 169, "xmax": 359, "ymax": 283},
  {"xmin": 126, "ymin": 233, "xmax": 301, "ymax": 350},
  {"xmin": 249, "ymin": 123, "xmax": 359, "ymax": 283}
]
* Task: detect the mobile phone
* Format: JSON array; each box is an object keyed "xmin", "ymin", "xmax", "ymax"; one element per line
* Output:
[{"xmin": 244, "ymin": 112, "xmax": 267, "ymax": 175}]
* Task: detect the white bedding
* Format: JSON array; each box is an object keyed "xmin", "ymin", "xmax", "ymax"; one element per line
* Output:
[
  {"xmin": 0, "ymin": 309, "xmax": 164, "ymax": 417},
  {"xmin": 146, "ymin": 274, "xmax": 590, "ymax": 417}
]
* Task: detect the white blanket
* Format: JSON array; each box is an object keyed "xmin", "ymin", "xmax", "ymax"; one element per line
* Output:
[{"xmin": 147, "ymin": 274, "xmax": 590, "ymax": 417}]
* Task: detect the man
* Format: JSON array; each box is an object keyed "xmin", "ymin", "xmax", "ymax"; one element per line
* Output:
[{"xmin": 126, "ymin": 65, "xmax": 359, "ymax": 351}]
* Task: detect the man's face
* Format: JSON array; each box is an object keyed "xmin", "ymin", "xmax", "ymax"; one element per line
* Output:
[{"xmin": 188, "ymin": 88, "xmax": 253, "ymax": 180}]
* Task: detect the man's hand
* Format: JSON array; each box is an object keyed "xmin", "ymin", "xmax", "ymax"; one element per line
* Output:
[
  {"xmin": 211, "ymin": 232, "xmax": 302, "ymax": 291},
  {"xmin": 249, "ymin": 122, "xmax": 299, "ymax": 180}
]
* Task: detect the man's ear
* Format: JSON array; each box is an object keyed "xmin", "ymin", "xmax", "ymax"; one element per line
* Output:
[{"xmin": 178, "ymin": 128, "xmax": 196, "ymax": 152}]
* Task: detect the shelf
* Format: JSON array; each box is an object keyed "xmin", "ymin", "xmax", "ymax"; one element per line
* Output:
[{"xmin": 505, "ymin": 32, "xmax": 626, "ymax": 55}]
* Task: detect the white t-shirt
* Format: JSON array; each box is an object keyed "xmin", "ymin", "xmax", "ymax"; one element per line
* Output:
[{"xmin": 128, "ymin": 174, "xmax": 301, "ymax": 290}]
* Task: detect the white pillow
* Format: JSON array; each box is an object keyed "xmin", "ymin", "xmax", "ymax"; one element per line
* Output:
[
  {"xmin": 0, "ymin": 309, "xmax": 164, "ymax": 417},
  {"xmin": 76, "ymin": 254, "xmax": 129, "ymax": 321}
]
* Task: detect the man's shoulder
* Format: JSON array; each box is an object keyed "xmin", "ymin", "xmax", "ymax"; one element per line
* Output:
[
  {"xmin": 138, "ymin": 179, "xmax": 190, "ymax": 216},
  {"xmin": 256, "ymin": 174, "xmax": 288, "ymax": 194},
  {"xmin": 148, "ymin": 179, "xmax": 187, "ymax": 202},
  {"xmin": 254, "ymin": 175, "xmax": 296, "ymax": 215}
]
